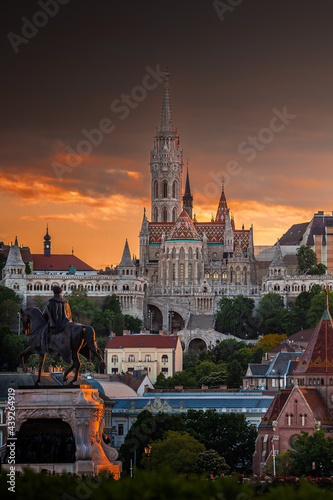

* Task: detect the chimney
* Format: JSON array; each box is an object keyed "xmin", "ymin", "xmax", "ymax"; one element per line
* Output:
[
  {"xmin": 159, "ymin": 330, "xmax": 164, "ymax": 336},
  {"xmin": 174, "ymin": 385, "xmax": 183, "ymax": 391},
  {"xmin": 201, "ymin": 385, "xmax": 209, "ymax": 390},
  {"xmin": 109, "ymin": 332, "xmax": 115, "ymax": 338},
  {"xmin": 144, "ymin": 384, "xmax": 150, "ymax": 392},
  {"xmin": 165, "ymin": 331, "xmax": 170, "ymax": 336},
  {"xmin": 123, "ymin": 330, "xmax": 131, "ymax": 336}
]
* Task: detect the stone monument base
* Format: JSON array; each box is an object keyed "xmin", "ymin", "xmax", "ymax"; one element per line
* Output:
[{"xmin": 3, "ymin": 385, "xmax": 121, "ymax": 478}]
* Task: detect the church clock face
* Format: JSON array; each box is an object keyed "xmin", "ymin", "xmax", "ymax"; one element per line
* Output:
[{"xmin": 46, "ymin": 244, "xmax": 50, "ymax": 249}]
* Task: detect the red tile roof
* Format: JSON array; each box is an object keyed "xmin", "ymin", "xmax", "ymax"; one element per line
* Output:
[
  {"xmin": 261, "ymin": 389, "xmax": 291, "ymax": 425},
  {"xmin": 32, "ymin": 254, "xmax": 95, "ymax": 272},
  {"xmin": 294, "ymin": 308, "xmax": 333, "ymax": 375},
  {"xmin": 300, "ymin": 388, "xmax": 333, "ymax": 425},
  {"xmin": 287, "ymin": 329, "xmax": 314, "ymax": 342},
  {"xmin": 106, "ymin": 334, "xmax": 179, "ymax": 349},
  {"xmin": 268, "ymin": 343, "xmax": 300, "ymax": 354}
]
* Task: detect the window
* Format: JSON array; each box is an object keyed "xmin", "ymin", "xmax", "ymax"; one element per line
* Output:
[
  {"xmin": 111, "ymin": 355, "xmax": 118, "ymax": 363},
  {"xmin": 128, "ymin": 355, "xmax": 135, "ymax": 362},
  {"xmin": 112, "ymin": 368, "xmax": 118, "ymax": 374},
  {"xmin": 179, "ymin": 247, "xmax": 185, "ymax": 259},
  {"xmin": 154, "ymin": 207, "xmax": 158, "ymax": 222},
  {"xmin": 213, "ymin": 272, "xmax": 218, "ymax": 279},
  {"xmin": 162, "ymin": 368, "xmax": 168, "ymax": 374},
  {"xmin": 163, "ymin": 181, "xmax": 168, "ymax": 198},
  {"xmin": 188, "ymin": 263, "xmax": 192, "ymax": 281},
  {"xmin": 162, "ymin": 207, "xmax": 168, "ymax": 222},
  {"xmin": 179, "ymin": 263, "xmax": 184, "ymax": 282},
  {"xmin": 127, "ymin": 367, "xmax": 134, "ymax": 374},
  {"xmin": 188, "ymin": 248, "xmax": 193, "ymax": 259},
  {"xmin": 172, "ymin": 248, "xmax": 176, "ymax": 259},
  {"xmin": 145, "ymin": 354, "xmax": 151, "ymax": 362},
  {"xmin": 118, "ymin": 424, "xmax": 124, "ymax": 436},
  {"xmin": 162, "ymin": 355, "xmax": 168, "ymax": 362},
  {"xmin": 172, "ymin": 181, "xmax": 177, "ymax": 198},
  {"xmin": 154, "ymin": 180, "xmax": 158, "ymax": 199},
  {"xmin": 172, "ymin": 208, "xmax": 177, "ymax": 222},
  {"xmin": 172, "ymin": 264, "xmax": 176, "ymax": 281}
]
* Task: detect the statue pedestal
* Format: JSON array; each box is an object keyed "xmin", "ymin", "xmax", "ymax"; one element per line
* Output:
[{"xmin": 3, "ymin": 385, "xmax": 121, "ymax": 478}]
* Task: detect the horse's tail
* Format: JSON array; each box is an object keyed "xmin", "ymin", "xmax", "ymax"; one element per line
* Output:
[{"xmin": 83, "ymin": 326, "xmax": 101, "ymax": 358}]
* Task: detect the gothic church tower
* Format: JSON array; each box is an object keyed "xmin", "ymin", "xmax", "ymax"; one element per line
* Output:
[{"xmin": 150, "ymin": 68, "xmax": 183, "ymax": 223}]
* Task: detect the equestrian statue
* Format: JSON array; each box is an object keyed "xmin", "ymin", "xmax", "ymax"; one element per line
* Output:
[{"xmin": 19, "ymin": 286, "xmax": 106, "ymax": 385}]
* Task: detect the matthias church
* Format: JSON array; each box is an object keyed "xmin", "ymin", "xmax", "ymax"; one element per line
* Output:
[{"xmin": 1, "ymin": 70, "xmax": 257, "ymax": 344}]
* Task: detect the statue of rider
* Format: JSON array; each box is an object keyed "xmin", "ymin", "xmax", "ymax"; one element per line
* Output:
[{"xmin": 43, "ymin": 285, "xmax": 72, "ymax": 335}]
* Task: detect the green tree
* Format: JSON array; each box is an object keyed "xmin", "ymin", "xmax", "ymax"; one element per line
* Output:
[
  {"xmin": 289, "ymin": 429, "xmax": 333, "ymax": 477},
  {"xmin": 0, "ymin": 299, "xmax": 19, "ymax": 330},
  {"xmin": 25, "ymin": 262, "xmax": 32, "ymax": 274},
  {"xmin": 197, "ymin": 449, "xmax": 230, "ymax": 476},
  {"xmin": 124, "ymin": 314, "xmax": 142, "ymax": 333},
  {"xmin": 148, "ymin": 430, "xmax": 205, "ymax": 474},
  {"xmin": 256, "ymin": 293, "xmax": 285, "ymax": 334},
  {"xmin": 0, "ymin": 285, "xmax": 20, "ymax": 306},
  {"xmin": 225, "ymin": 359, "xmax": 243, "ymax": 388},
  {"xmin": 113, "ymin": 312, "xmax": 125, "ymax": 336},
  {"xmin": 215, "ymin": 295, "xmax": 255, "ymax": 338},
  {"xmin": 296, "ymin": 245, "xmax": 326, "ymax": 275},
  {"xmin": 102, "ymin": 294, "xmax": 121, "ymax": 313},
  {"xmin": 183, "ymin": 410, "xmax": 257, "ymax": 473},
  {"xmin": 307, "ymin": 290, "xmax": 333, "ymax": 327},
  {"xmin": 263, "ymin": 451, "xmax": 292, "ymax": 476},
  {"xmin": 0, "ymin": 326, "xmax": 28, "ymax": 371}
]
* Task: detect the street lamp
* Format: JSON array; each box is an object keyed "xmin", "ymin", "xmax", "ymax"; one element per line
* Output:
[
  {"xmin": 148, "ymin": 310, "xmax": 154, "ymax": 332},
  {"xmin": 17, "ymin": 311, "xmax": 21, "ymax": 336},
  {"xmin": 169, "ymin": 311, "xmax": 174, "ymax": 335},
  {"xmin": 144, "ymin": 444, "xmax": 152, "ymax": 470}
]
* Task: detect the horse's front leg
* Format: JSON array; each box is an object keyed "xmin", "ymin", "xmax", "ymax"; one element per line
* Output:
[
  {"xmin": 35, "ymin": 353, "xmax": 46, "ymax": 386},
  {"xmin": 63, "ymin": 364, "xmax": 75, "ymax": 383},
  {"xmin": 19, "ymin": 347, "xmax": 33, "ymax": 373},
  {"xmin": 71, "ymin": 351, "xmax": 81, "ymax": 384}
]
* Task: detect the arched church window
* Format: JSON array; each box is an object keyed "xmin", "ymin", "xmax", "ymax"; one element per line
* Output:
[
  {"xmin": 188, "ymin": 263, "xmax": 192, "ymax": 280},
  {"xmin": 179, "ymin": 263, "xmax": 184, "ymax": 282},
  {"xmin": 154, "ymin": 207, "xmax": 158, "ymax": 222},
  {"xmin": 172, "ymin": 264, "xmax": 176, "ymax": 281},
  {"xmin": 172, "ymin": 181, "xmax": 177, "ymax": 198},
  {"xmin": 163, "ymin": 181, "xmax": 168, "ymax": 198},
  {"xmin": 213, "ymin": 272, "xmax": 218, "ymax": 279},
  {"xmin": 172, "ymin": 208, "xmax": 177, "ymax": 222},
  {"xmin": 162, "ymin": 207, "xmax": 168, "ymax": 222},
  {"xmin": 188, "ymin": 248, "xmax": 193, "ymax": 259},
  {"xmin": 179, "ymin": 248, "xmax": 185, "ymax": 259},
  {"xmin": 172, "ymin": 248, "xmax": 176, "ymax": 259},
  {"xmin": 236, "ymin": 267, "xmax": 241, "ymax": 284},
  {"xmin": 154, "ymin": 180, "xmax": 158, "ymax": 199},
  {"xmin": 196, "ymin": 248, "xmax": 199, "ymax": 259}
]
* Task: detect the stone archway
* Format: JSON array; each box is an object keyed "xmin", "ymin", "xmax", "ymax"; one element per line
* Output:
[
  {"xmin": 16, "ymin": 418, "xmax": 75, "ymax": 463},
  {"xmin": 147, "ymin": 304, "xmax": 163, "ymax": 331},
  {"xmin": 169, "ymin": 311, "xmax": 185, "ymax": 333},
  {"xmin": 189, "ymin": 338, "xmax": 207, "ymax": 352}
]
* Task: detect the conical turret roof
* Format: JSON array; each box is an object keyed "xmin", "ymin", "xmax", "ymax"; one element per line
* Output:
[
  {"xmin": 294, "ymin": 290, "xmax": 333, "ymax": 374},
  {"xmin": 270, "ymin": 240, "xmax": 285, "ymax": 267},
  {"xmin": 4, "ymin": 237, "xmax": 25, "ymax": 268},
  {"xmin": 166, "ymin": 210, "xmax": 202, "ymax": 241},
  {"xmin": 118, "ymin": 239, "xmax": 134, "ymax": 267}
]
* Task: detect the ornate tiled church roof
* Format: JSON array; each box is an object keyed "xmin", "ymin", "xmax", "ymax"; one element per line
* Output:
[
  {"xmin": 294, "ymin": 291, "xmax": 333, "ymax": 374},
  {"xmin": 166, "ymin": 210, "xmax": 202, "ymax": 242}
]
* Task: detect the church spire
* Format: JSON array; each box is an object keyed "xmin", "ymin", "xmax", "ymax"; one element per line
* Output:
[
  {"xmin": 215, "ymin": 182, "xmax": 229, "ymax": 223},
  {"xmin": 44, "ymin": 224, "xmax": 51, "ymax": 256},
  {"xmin": 182, "ymin": 162, "xmax": 193, "ymax": 219},
  {"xmin": 160, "ymin": 67, "xmax": 173, "ymax": 133}
]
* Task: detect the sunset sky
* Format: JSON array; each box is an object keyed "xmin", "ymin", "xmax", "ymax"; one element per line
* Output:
[{"xmin": 2, "ymin": 0, "xmax": 333, "ymax": 269}]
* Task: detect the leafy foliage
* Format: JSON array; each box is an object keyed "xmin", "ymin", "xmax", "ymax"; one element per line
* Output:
[
  {"xmin": 215, "ymin": 295, "xmax": 255, "ymax": 338},
  {"xmin": 119, "ymin": 409, "xmax": 256, "ymax": 474},
  {"xmin": 256, "ymin": 333, "xmax": 287, "ymax": 353},
  {"xmin": 297, "ymin": 245, "xmax": 326, "ymax": 275},
  {"xmin": 289, "ymin": 429, "xmax": 333, "ymax": 477},
  {"xmin": 148, "ymin": 430, "xmax": 205, "ymax": 474},
  {"xmin": 198, "ymin": 449, "xmax": 231, "ymax": 476}
]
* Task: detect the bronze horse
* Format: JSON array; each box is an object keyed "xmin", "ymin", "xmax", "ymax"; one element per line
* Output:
[{"xmin": 19, "ymin": 307, "xmax": 106, "ymax": 385}]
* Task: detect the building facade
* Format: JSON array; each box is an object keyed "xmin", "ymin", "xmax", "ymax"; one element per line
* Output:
[{"xmin": 105, "ymin": 333, "xmax": 183, "ymax": 383}]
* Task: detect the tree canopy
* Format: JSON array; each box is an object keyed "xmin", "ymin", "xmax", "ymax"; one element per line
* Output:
[
  {"xmin": 215, "ymin": 295, "xmax": 255, "ymax": 338},
  {"xmin": 296, "ymin": 245, "xmax": 326, "ymax": 275},
  {"xmin": 289, "ymin": 429, "xmax": 333, "ymax": 477}
]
